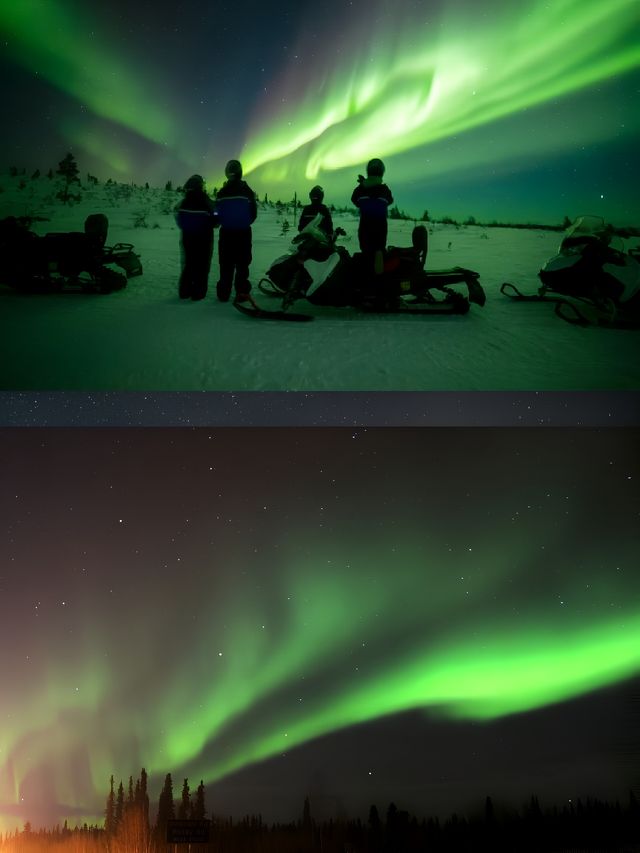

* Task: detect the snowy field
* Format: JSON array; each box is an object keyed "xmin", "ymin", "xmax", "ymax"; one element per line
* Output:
[{"xmin": 1, "ymin": 179, "xmax": 638, "ymax": 391}]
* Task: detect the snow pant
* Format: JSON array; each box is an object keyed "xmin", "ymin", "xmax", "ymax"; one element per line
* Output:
[
  {"xmin": 357, "ymin": 219, "xmax": 389, "ymax": 300},
  {"xmin": 179, "ymin": 231, "xmax": 214, "ymax": 300},
  {"xmin": 358, "ymin": 219, "xmax": 388, "ymax": 256},
  {"xmin": 217, "ymin": 227, "xmax": 252, "ymax": 301},
  {"xmin": 358, "ymin": 218, "xmax": 388, "ymax": 278}
]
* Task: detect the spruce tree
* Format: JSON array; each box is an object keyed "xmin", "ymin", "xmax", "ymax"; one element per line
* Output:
[
  {"xmin": 140, "ymin": 767, "xmax": 150, "ymax": 827},
  {"xmin": 104, "ymin": 775, "xmax": 116, "ymax": 836},
  {"xmin": 156, "ymin": 773, "xmax": 175, "ymax": 840},
  {"xmin": 302, "ymin": 796, "xmax": 311, "ymax": 829},
  {"xmin": 368, "ymin": 804, "xmax": 380, "ymax": 832},
  {"xmin": 115, "ymin": 780, "xmax": 124, "ymax": 830},
  {"xmin": 190, "ymin": 780, "xmax": 206, "ymax": 820},
  {"xmin": 178, "ymin": 778, "xmax": 191, "ymax": 820},
  {"xmin": 56, "ymin": 152, "xmax": 81, "ymax": 204}
]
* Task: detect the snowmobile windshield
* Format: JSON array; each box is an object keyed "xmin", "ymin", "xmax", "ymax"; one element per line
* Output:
[{"xmin": 292, "ymin": 214, "xmax": 330, "ymax": 248}]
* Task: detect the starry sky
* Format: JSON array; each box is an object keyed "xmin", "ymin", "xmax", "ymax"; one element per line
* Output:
[
  {"xmin": 1, "ymin": 425, "xmax": 638, "ymax": 833},
  {"xmin": 1, "ymin": 0, "xmax": 639, "ymax": 224},
  {"xmin": 1, "ymin": 391, "xmax": 639, "ymax": 427}
]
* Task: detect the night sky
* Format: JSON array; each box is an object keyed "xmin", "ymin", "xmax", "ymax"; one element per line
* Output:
[
  {"xmin": 1, "ymin": 391, "xmax": 639, "ymax": 427},
  {"xmin": 1, "ymin": 0, "xmax": 639, "ymax": 224},
  {"xmin": 1, "ymin": 426, "xmax": 638, "ymax": 833}
]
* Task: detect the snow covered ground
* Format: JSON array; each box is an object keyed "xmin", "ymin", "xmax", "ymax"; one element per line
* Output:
[{"xmin": 1, "ymin": 178, "xmax": 638, "ymax": 391}]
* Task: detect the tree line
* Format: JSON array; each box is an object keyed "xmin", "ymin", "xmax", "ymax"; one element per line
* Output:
[
  {"xmin": 6, "ymin": 158, "xmax": 639, "ymax": 236},
  {"xmin": 1, "ymin": 771, "xmax": 638, "ymax": 852}
]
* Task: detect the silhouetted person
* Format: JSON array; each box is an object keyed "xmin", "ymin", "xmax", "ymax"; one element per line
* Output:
[
  {"xmin": 351, "ymin": 158, "xmax": 393, "ymax": 275},
  {"xmin": 175, "ymin": 174, "xmax": 216, "ymax": 301},
  {"xmin": 215, "ymin": 159, "xmax": 257, "ymax": 303},
  {"xmin": 298, "ymin": 185, "xmax": 334, "ymax": 239}
]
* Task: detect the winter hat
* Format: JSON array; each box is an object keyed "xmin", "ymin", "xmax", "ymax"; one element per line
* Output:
[
  {"xmin": 309, "ymin": 185, "xmax": 324, "ymax": 201},
  {"xmin": 366, "ymin": 158, "xmax": 385, "ymax": 177},
  {"xmin": 185, "ymin": 174, "xmax": 205, "ymax": 191},
  {"xmin": 225, "ymin": 159, "xmax": 243, "ymax": 179}
]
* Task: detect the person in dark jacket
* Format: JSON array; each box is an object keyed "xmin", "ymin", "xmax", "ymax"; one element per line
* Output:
[
  {"xmin": 175, "ymin": 174, "xmax": 217, "ymax": 300},
  {"xmin": 298, "ymin": 185, "xmax": 334, "ymax": 239},
  {"xmin": 215, "ymin": 159, "xmax": 258, "ymax": 302},
  {"xmin": 351, "ymin": 158, "xmax": 393, "ymax": 275}
]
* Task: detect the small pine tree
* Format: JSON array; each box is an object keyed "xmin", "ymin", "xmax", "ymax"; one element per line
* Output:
[
  {"xmin": 389, "ymin": 205, "xmax": 409, "ymax": 220},
  {"xmin": 192, "ymin": 780, "xmax": 206, "ymax": 820},
  {"xmin": 114, "ymin": 779, "xmax": 125, "ymax": 831},
  {"xmin": 302, "ymin": 796, "xmax": 312, "ymax": 829},
  {"xmin": 140, "ymin": 767, "xmax": 150, "ymax": 821},
  {"xmin": 56, "ymin": 152, "xmax": 81, "ymax": 204},
  {"xmin": 57, "ymin": 152, "xmax": 80, "ymax": 184},
  {"xmin": 105, "ymin": 775, "xmax": 116, "ymax": 836},
  {"xmin": 484, "ymin": 795, "xmax": 494, "ymax": 823},
  {"xmin": 31, "ymin": 169, "xmax": 40, "ymax": 180},
  {"xmin": 156, "ymin": 773, "xmax": 175, "ymax": 840},
  {"xmin": 165, "ymin": 179, "xmax": 173, "ymax": 192},
  {"xmin": 178, "ymin": 778, "xmax": 191, "ymax": 820}
]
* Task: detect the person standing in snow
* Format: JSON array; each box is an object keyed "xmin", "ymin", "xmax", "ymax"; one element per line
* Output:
[
  {"xmin": 175, "ymin": 174, "xmax": 217, "ymax": 301},
  {"xmin": 298, "ymin": 185, "xmax": 334, "ymax": 239},
  {"xmin": 214, "ymin": 159, "xmax": 258, "ymax": 303},
  {"xmin": 351, "ymin": 158, "xmax": 394, "ymax": 275}
]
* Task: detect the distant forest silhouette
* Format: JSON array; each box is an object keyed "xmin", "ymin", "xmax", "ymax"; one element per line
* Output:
[
  {"xmin": 1, "ymin": 768, "xmax": 639, "ymax": 852},
  {"xmin": 3, "ymin": 160, "xmax": 640, "ymax": 235}
]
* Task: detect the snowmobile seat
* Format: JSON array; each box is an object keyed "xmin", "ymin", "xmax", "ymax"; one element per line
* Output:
[
  {"xmin": 84, "ymin": 213, "xmax": 142, "ymax": 278},
  {"xmin": 42, "ymin": 231, "xmax": 103, "ymax": 278},
  {"xmin": 84, "ymin": 213, "xmax": 108, "ymax": 249}
]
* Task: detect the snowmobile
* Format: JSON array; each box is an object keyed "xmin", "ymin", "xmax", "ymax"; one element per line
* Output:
[
  {"xmin": 501, "ymin": 215, "xmax": 640, "ymax": 328},
  {"xmin": 235, "ymin": 216, "xmax": 485, "ymax": 321},
  {"xmin": 0, "ymin": 212, "xmax": 142, "ymax": 294}
]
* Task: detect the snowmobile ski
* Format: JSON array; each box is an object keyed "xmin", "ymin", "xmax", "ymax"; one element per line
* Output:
[
  {"xmin": 500, "ymin": 282, "xmax": 564, "ymax": 302},
  {"xmin": 258, "ymin": 277, "xmax": 287, "ymax": 297},
  {"xmin": 554, "ymin": 298, "xmax": 639, "ymax": 329},
  {"xmin": 394, "ymin": 291, "xmax": 470, "ymax": 315},
  {"xmin": 235, "ymin": 290, "xmax": 470, "ymax": 320},
  {"xmin": 260, "ymin": 269, "xmax": 483, "ymax": 301},
  {"xmin": 233, "ymin": 301, "xmax": 314, "ymax": 322}
]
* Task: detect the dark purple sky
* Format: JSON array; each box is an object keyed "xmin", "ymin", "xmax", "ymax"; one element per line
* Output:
[{"xmin": 1, "ymin": 426, "xmax": 638, "ymax": 832}]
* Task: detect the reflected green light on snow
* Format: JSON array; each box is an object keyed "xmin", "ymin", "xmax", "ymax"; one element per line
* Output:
[
  {"xmin": 242, "ymin": 0, "xmax": 640, "ymax": 183},
  {"xmin": 0, "ymin": 1, "xmax": 173, "ymax": 148}
]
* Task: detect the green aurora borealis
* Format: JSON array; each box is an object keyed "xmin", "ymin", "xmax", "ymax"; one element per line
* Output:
[
  {"xmin": 0, "ymin": 0, "xmax": 639, "ymax": 222},
  {"xmin": 242, "ymin": 0, "xmax": 640, "ymax": 183},
  {"xmin": 0, "ymin": 427, "xmax": 638, "ymax": 831}
]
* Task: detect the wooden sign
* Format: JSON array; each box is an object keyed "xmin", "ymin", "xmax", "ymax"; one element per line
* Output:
[{"xmin": 166, "ymin": 819, "xmax": 211, "ymax": 843}]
